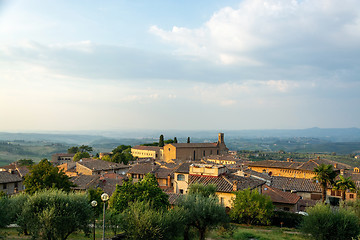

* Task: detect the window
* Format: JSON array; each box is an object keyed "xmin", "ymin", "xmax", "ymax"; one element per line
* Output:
[
  {"xmin": 3, "ymin": 183, "xmax": 7, "ymax": 189},
  {"xmin": 203, "ymin": 151, "xmax": 205, "ymax": 156},
  {"xmin": 350, "ymin": 194, "xmax": 354, "ymax": 199},
  {"xmin": 177, "ymin": 174, "xmax": 185, "ymax": 181},
  {"xmin": 284, "ymin": 207, "xmax": 290, "ymax": 211},
  {"xmin": 220, "ymin": 197, "xmax": 224, "ymax": 205},
  {"xmin": 179, "ymin": 189, "xmax": 184, "ymax": 194},
  {"xmin": 14, "ymin": 182, "xmax": 18, "ymax": 188}
]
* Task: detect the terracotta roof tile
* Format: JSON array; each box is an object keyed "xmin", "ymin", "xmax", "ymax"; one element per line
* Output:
[
  {"xmin": 271, "ymin": 176, "xmax": 321, "ymax": 193},
  {"xmin": 262, "ymin": 185, "xmax": 300, "ymax": 205},
  {"xmin": 0, "ymin": 171, "xmax": 22, "ymax": 184},
  {"xmin": 166, "ymin": 143, "xmax": 218, "ymax": 148},
  {"xmin": 77, "ymin": 159, "xmax": 129, "ymax": 171},
  {"xmin": 128, "ymin": 163, "xmax": 159, "ymax": 175}
]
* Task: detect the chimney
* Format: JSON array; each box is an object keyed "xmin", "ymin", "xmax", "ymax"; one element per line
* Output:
[
  {"xmin": 167, "ymin": 174, "xmax": 171, "ymax": 187},
  {"xmin": 233, "ymin": 180, "xmax": 238, "ymax": 192}
]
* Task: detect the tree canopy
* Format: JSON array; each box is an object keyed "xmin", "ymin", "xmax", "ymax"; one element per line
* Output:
[
  {"xmin": 313, "ymin": 164, "xmax": 337, "ymax": 202},
  {"xmin": 73, "ymin": 152, "xmax": 90, "ymax": 162},
  {"xmin": 24, "ymin": 159, "xmax": 75, "ymax": 194},
  {"xmin": 334, "ymin": 175, "xmax": 356, "ymax": 201},
  {"xmin": 159, "ymin": 135, "xmax": 164, "ymax": 147},
  {"xmin": 17, "ymin": 159, "xmax": 34, "ymax": 166},
  {"xmin": 188, "ymin": 183, "xmax": 217, "ymax": 198},
  {"xmin": 109, "ymin": 173, "xmax": 169, "ymax": 213},
  {"xmin": 230, "ymin": 188, "xmax": 274, "ymax": 225}
]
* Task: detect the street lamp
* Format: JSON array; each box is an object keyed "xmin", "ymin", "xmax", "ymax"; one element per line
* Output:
[
  {"xmin": 101, "ymin": 193, "xmax": 109, "ymax": 240},
  {"xmin": 91, "ymin": 200, "xmax": 98, "ymax": 240}
]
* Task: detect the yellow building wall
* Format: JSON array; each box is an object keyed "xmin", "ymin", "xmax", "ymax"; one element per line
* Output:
[
  {"xmin": 76, "ymin": 163, "xmax": 93, "ymax": 175},
  {"xmin": 131, "ymin": 149, "xmax": 157, "ymax": 159},
  {"xmin": 216, "ymin": 192, "xmax": 234, "ymax": 208},
  {"xmin": 173, "ymin": 172, "xmax": 189, "ymax": 194},
  {"xmin": 163, "ymin": 144, "xmax": 177, "ymax": 162},
  {"xmin": 249, "ymin": 166, "xmax": 316, "ymax": 179}
]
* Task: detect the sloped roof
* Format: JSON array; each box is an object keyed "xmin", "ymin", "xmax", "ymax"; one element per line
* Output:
[
  {"xmin": 242, "ymin": 168, "xmax": 273, "ymax": 181},
  {"xmin": 174, "ymin": 162, "xmax": 193, "ymax": 174},
  {"xmin": 155, "ymin": 168, "xmax": 173, "ymax": 178},
  {"xmin": 128, "ymin": 163, "xmax": 159, "ymax": 175},
  {"xmin": 262, "ymin": 185, "xmax": 300, "ymax": 205},
  {"xmin": 77, "ymin": 159, "xmax": 129, "ymax": 171},
  {"xmin": 271, "ymin": 176, "xmax": 321, "ymax": 193},
  {"xmin": 206, "ymin": 154, "xmax": 242, "ymax": 161},
  {"xmin": 132, "ymin": 145, "xmax": 162, "ymax": 151},
  {"xmin": 71, "ymin": 175, "xmax": 100, "ymax": 190},
  {"xmin": 16, "ymin": 166, "xmax": 30, "ymax": 178},
  {"xmin": 166, "ymin": 143, "xmax": 218, "ymax": 148},
  {"xmin": 248, "ymin": 158, "xmax": 350, "ymax": 172},
  {"xmin": 189, "ymin": 174, "xmax": 265, "ymax": 193},
  {"xmin": 0, "ymin": 171, "xmax": 23, "ymax": 183}
]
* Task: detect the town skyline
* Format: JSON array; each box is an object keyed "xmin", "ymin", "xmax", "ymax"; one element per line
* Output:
[{"xmin": 1, "ymin": 0, "xmax": 360, "ymax": 132}]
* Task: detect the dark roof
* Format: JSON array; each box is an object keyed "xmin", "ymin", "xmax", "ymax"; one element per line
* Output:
[
  {"xmin": 77, "ymin": 159, "xmax": 129, "ymax": 171},
  {"xmin": 166, "ymin": 143, "xmax": 218, "ymax": 148},
  {"xmin": 155, "ymin": 168, "xmax": 173, "ymax": 178},
  {"xmin": 0, "ymin": 171, "xmax": 23, "ymax": 184},
  {"xmin": 174, "ymin": 162, "xmax": 193, "ymax": 174},
  {"xmin": 71, "ymin": 175, "xmax": 100, "ymax": 190},
  {"xmin": 248, "ymin": 158, "xmax": 350, "ymax": 172},
  {"xmin": 262, "ymin": 185, "xmax": 300, "ymax": 205},
  {"xmin": 16, "ymin": 166, "xmax": 30, "ymax": 178},
  {"xmin": 243, "ymin": 168, "xmax": 273, "ymax": 181},
  {"xmin": 271, "ymin": 176, "xmax": 321, "ymax": 193},
  {"xmin": 206, "ymin": 154, "xmax": 242, "ymax": 161},
  {"xmin": 132, "ymin": 145, "xmax": 161, "ymax": 151},
  {"xmin": 188, "ymin": 174, "xmax": 265, "ymax": 193},
  {"xmin": 128, "ymin": 163, "xmax": 160, "ymax": 175}
]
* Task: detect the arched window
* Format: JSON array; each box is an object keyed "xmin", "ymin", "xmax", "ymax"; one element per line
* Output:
[
  {"xmin": 177, "ymin": 174, "xmax": 185, "ymax": 181},
  {"xmin": 203, "ymin": 150, "xmax": 205, "ymax": 156}
]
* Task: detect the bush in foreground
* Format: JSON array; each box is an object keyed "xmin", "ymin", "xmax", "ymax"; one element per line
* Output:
[{"xmin": 301, "ymin": 203, "xmax": 360, "ymax": 240}]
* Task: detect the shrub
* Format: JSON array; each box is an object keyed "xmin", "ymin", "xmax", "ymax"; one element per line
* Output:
[
  {"xmin": 301, "ymin": 203, "xmax": 360, "ymax": 240},
  {"xmin": 122, "ymin": 201, "xmax": 184, "ymax": 240},
  {"xmin": 271, "ymin": 211, "xmax": 304, "ymax": 228},
  {"xmin": 230, "ymin": 188, "xmax": 274, "ymax": 225},
  {"xmin": 18, "ymin": 189, "xmax": 92, "ymax": 240}
]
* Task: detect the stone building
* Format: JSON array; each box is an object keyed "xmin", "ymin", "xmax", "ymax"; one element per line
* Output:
[{"xmin": 163, "ymin": 133, "xmax": 228, "ymax": 162}]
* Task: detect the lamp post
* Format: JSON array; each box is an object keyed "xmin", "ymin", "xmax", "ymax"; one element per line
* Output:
[
  {"xmin": 91, "ymin": 200, "xmax": 98, "ymax": 240},
  {"xmin": 101, "ymin": 193, "xmax": 109, "ymax": 240}
]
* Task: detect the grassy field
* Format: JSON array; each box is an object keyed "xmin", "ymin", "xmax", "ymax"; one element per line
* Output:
[{"xmin": 1, "ymin": 224, "xmax": 308, "ymax": 240}]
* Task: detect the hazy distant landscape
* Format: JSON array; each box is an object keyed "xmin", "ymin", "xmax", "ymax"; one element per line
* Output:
[{"xmin": 1, "ymin": 128, "xmax": 360, "ymax": 166}]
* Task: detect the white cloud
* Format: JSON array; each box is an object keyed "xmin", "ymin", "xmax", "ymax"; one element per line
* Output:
[{"xmin": 150, "ymin": 0, "xmax": 360, "ymax": 66}]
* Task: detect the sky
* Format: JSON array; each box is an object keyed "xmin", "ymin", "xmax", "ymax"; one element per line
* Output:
[{"xmin": 0, "ymin": 0, "xmax": 359, "ymax": 132}]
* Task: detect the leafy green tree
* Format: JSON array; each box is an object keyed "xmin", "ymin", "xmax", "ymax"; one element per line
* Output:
[
  {"xmin": 188, "ymin": 183, "xmax": 217, "ymax": 198},
  {"xmin": 24, "ymin": 159, "xmax": 74, "ymax": 194},
  {"xmin": 0, "ymin": 196, "xmax": 11, "ymax": 228},
  {"xmin": 313, "ymin": 164, "xmax": 337, "ymax": 202},
  {"xmin": 164, "ymin": 139, "xmax": 174, "ymax": 144},
  {"xmin": 334, "ymin": 175, "xmax": 356, "ymax": 201},
  {"xmin": 177, "ymin": 194, "xmax": 228, "ymax": 240},
  {"xmin": 67, "ymin": 146, "xmax": 79, "ymax": 154},
  {"xmin": 19, "ymin": 189, "xmax": 92, "ymax": 240},
  {"xmin": 101, "ymin": 155, "xmax": 111, "ymax": 162},
  {"xmin": 187, "ymin": 137, "xmax": 190, "ymax": 143},
  {"xmin": 87, "ymin": 188, "xmax": 104, "ymax": 217},
  {"xmin": 122, "ymin": 201, "xmax": 184, "ymax": 240},
  {"xmin": 17, "ymin": 159, "xmax": 34, "ymax": 166},
  {"xmin": 159, "ymin": 135, "xmax": 164, "ymax": 147},
  {"xmin": 73, "ymin": 152, "xmax": 90, "ymax": 162},
  {"xmin": 109, "ymin": 173, "xmax": 169, "ymax": 213},
  {"xmin": 174, "ymin": 137, "xmax": 178, "ymax": 143},
  {"xmin": 9, "ymin": 193, "xmax": 30, "ymax": 235},
  {"xmin": 301, "ymin": 203, "xmax": 360, "ymax": 240},
  {"xmin": 230, "ymin": 188, "xmax": 274, "ymax": 225},
  {"xmin": 79, "ymin": 145, "xmax": 93, "ymax": 153},
  {"xmin": 112, "ymin": 145, "xmax": 131, "ymax": 154}
]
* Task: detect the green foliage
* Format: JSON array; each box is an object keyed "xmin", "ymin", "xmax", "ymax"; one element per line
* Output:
[
  {"xmin": 177, "ymin": 194, "xmax": 229, "ymax": 240},
  {"xmin": 112, "ymin": 145, "xmax": 131, "ymax": 154},
  {"xmin": 24, "ymin": 159, "xmax": 74, "ymax": 194},
  {"xmin": 341, "ymin": 198, "xmax": 360, "ymax": 220},
  {"xmin": 141, "ymin": 142, "xmax": 159, "ymax": 146},
  {"xmin": 17, "ymin": 159, "xmax": 34, "ymax": 166},
  {"xmin": 16, "ymin": 189, "xmax": 92, "ymax": 240},
  {"xmin": 164, "ymin": 139, "xmax": 174, "ymax": 144},
  {"xmin": 270, "ymin": 211, "xmax": 304, "ymax": 228},
  {"xmin": 230, "ymin": 188, "xmax": 274, "ymax": 225},
  {"xmin": 79, "ymin": 145, "xmax": 93, "ymax": 152},
  {"xmin": 301, "ymin": 203, "xmax": 360, "ymax": 240},
  {"xmin": 159, "ymin": 134, "xmax": 164, "ymax": 147},
  {"xmin": 0, "ymin": 196, "xmax": 11, "ymax": 228},
  {"xmin": 105, "ymin": 209, "xmax": 124, "ymax": 236},
  {"xmin": 87, "ymin": 188, "xmax": 104, "ymax": 217},
  {"xmin": 109, "ymin": 173, "xmax": 169, "ymax": 213},
  {"xmin": 334, "ymin": 175, "xmax": 356, "ymax": 201},
  {"xmin": 101, "ymin": 155, "xmax": 111, "ymax": 162},
  {"xmin": 73, "ymin": 152, "xmax": 90, "ymax": 162},
  {"xmin": 67, "ymin": 146, "xmax": 79, "ymax": 154},
  {"xmin": 8, "ymin": 193, "xmax": 30, "ymax": 235},
  {"xmin": 0, "ymin": 191, "xmax": 6, "ymax": 198},
  {"xmin": 174, "ymin": 137, "xmax": 178, "ymax": 143},
  {"xmin": 313, "ymin": 164, "xmax": 337, "ymax": 202},
  {"xmin": 122, "ymin": 201, "xmax": 184, "ymax": 240},
  {"xmin": 188, "ymin": 183, "xmax": 217, "ymax": 198},
  {"xmin": 187, "ymin": 137, "xmax": 190, "ymax": 143}
]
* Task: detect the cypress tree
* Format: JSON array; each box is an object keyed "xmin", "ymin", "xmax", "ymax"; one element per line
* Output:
[
  {"xmin": 187, "ymin": 137, "xmax": 190, "ymax": 143},
  {"xmin": 159, "ymin": 135, "xmax": 164, "ymax": 147},
  {"xmin": 174, "ymin": 137, "xmax": 178, "ymax": 143}
]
